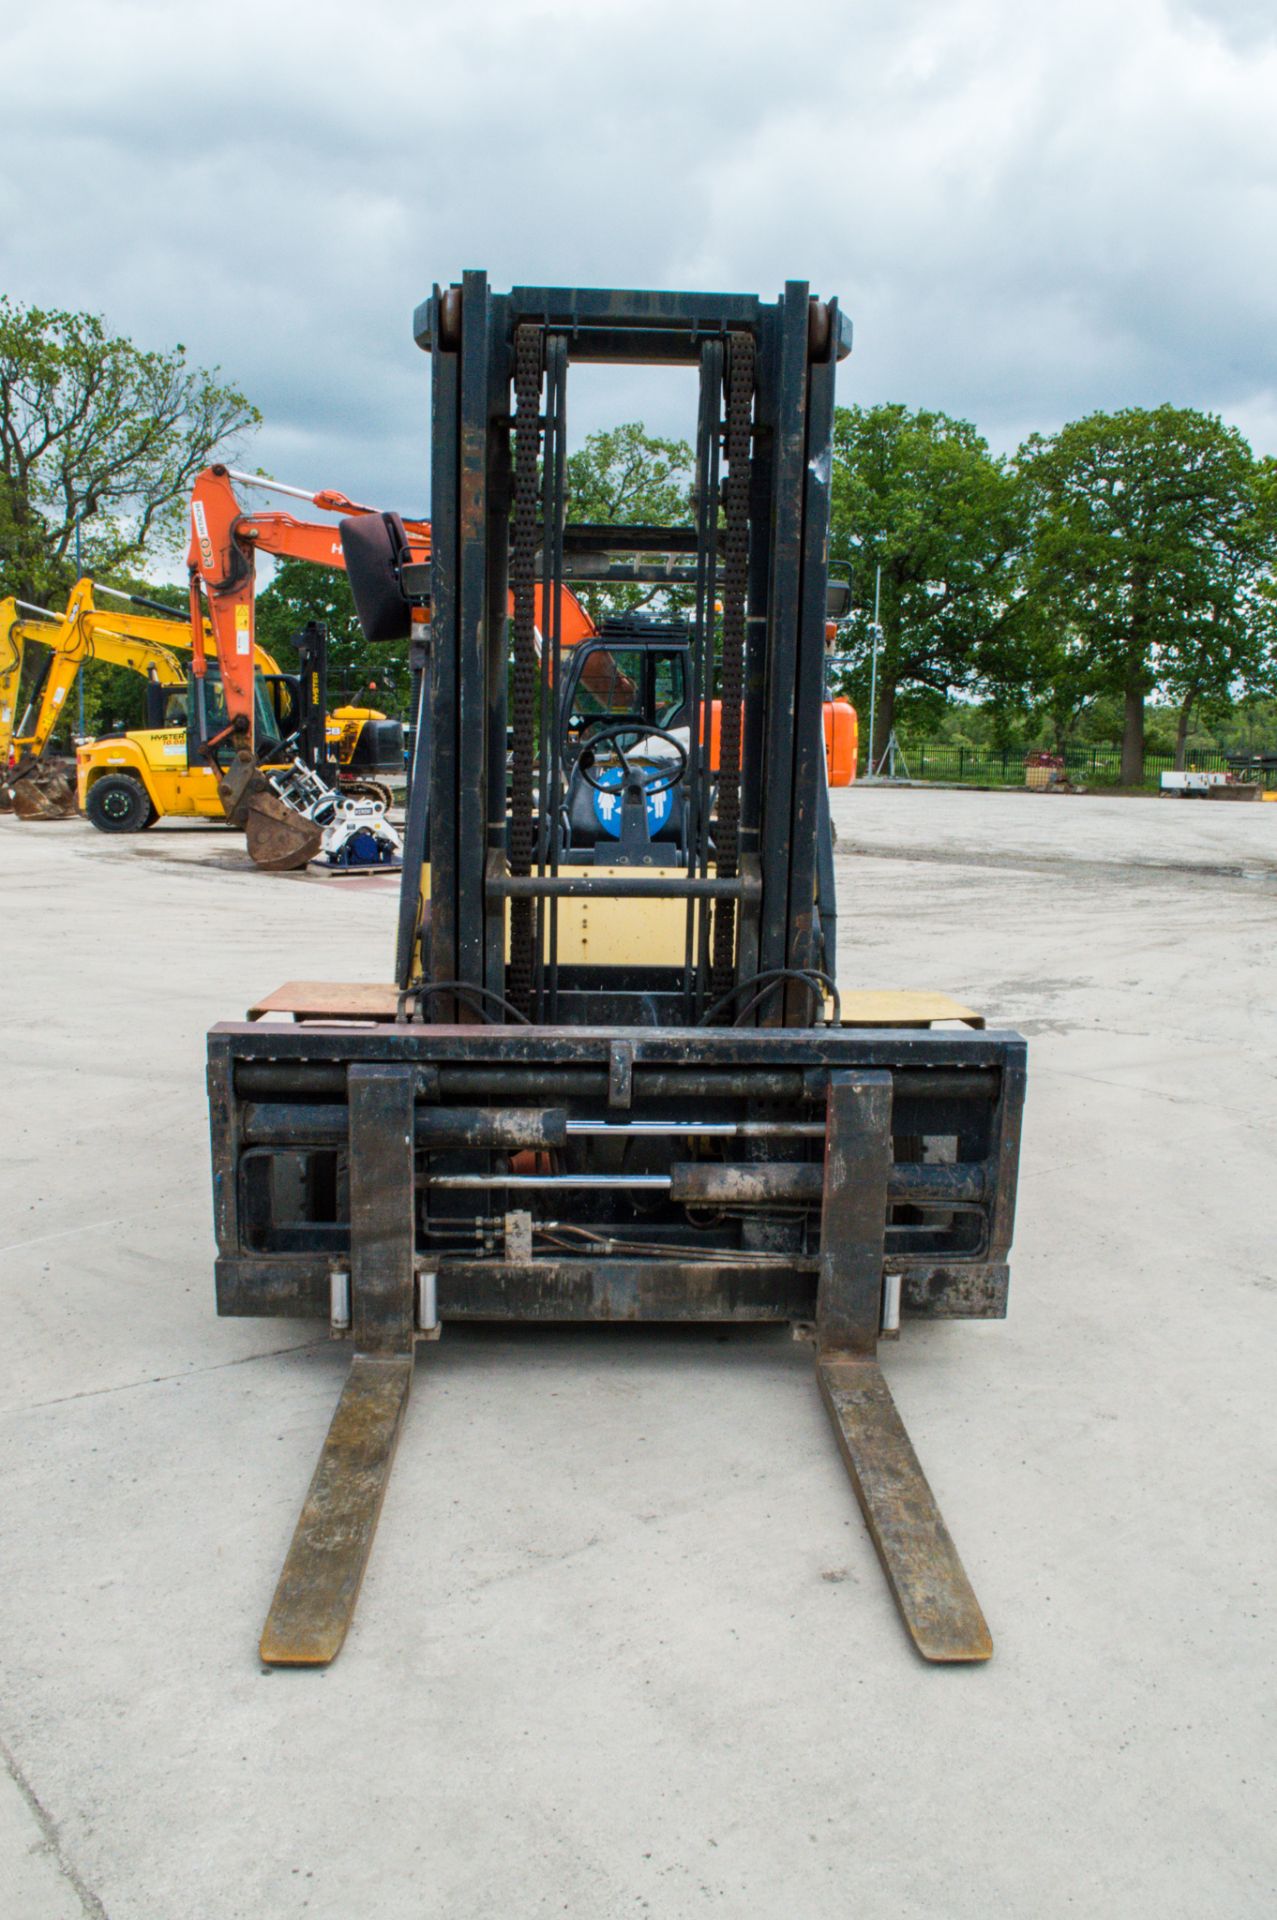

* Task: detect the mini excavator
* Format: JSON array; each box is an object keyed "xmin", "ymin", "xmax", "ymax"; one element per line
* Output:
[{"xmin": 205, "ymin": 277, "xmax": 1025, "ymax": 1668}]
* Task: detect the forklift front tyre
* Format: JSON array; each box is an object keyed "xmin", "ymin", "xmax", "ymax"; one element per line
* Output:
[{"xmin": 86, "ymin": 774, "xmax": 154, "ymax": 834}]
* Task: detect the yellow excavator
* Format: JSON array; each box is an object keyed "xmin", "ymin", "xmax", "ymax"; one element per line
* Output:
[
  {"xmin": 1, "ymin": 581, "xmax": 191, "ymax": 818},
  {"xmin": 0, "ymin": 601, "xmax": 40, "ymax": 777}
]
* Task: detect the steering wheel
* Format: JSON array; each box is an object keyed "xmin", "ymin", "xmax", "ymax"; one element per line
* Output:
[{"xmin": 576, "ymin": 722, "xmax": 688, "ymax": 798}]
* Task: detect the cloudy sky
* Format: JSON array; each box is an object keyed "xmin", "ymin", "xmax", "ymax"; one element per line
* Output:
[{"xmin": 4, "ymin": 0, "xmax": 1276, "ymax": 524}]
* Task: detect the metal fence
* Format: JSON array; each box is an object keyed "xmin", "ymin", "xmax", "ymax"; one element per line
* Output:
[{"xmin": 882, "ymin": 743, "xmax": 1256, "ymax": 788}]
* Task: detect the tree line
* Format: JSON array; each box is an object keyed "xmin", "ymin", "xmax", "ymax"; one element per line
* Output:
[
  {"xmin": 4, "ymin": 297, "xmax": 1275, "ymax": 771},
  {"xmin": 564, "ymin": 412, "xmax": 1277, "ymax": 782},
  {"xmin": 830, "ymin": 402, "xmax": 1277, "ymax": 780}
]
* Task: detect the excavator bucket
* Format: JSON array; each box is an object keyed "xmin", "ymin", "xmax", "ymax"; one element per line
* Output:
[
  {"xmin": 216, "ymin": 753, "xmax": 322, "ymax": 871},
  {"xmin": 244, "ymin": 790, "xmax": 323, "ymax": 872},
  {"xmin": 216, "ymin": 752, "xmax": 260, "ymax": 831},
  {"xmin": 6, "ymin": 756, "xmax": 77, "ymax": 820}
]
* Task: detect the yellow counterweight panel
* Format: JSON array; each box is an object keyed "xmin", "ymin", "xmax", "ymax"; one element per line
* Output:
[
  {"xmin": 407, "ymin": 864, "xmax": 705, "ymax": 987},
  {"xmin": 134, "ymin": 727, "xmax": 192, "ymax": 773},
  {"xmin": 532, "ymin": 867, "xmax": 699, "ymax": 969}
]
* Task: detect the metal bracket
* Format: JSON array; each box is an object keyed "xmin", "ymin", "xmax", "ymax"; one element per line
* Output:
[
  {"xmin": 814, "ymin": 1070, "xmax": 992, "ymax": 1663},
  {"xmin": 260, "ymin": 1064, "xmax": 418, "ymax": 1666},
  {"xmin": 816, "ymin": 1071, "xmax": 893, "ymax": 1353},
  {"xmin": 608, "ymin": 1040, "xmax": 634, "ymax": 1110}
]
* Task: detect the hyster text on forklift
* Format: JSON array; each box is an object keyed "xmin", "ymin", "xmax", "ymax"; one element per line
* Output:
[{"xmin": 206, "ymin": 277, "xmax": 1027, "ymax": 1668}]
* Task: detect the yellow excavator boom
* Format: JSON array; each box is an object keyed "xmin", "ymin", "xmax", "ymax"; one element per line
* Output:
[{"xmin": 0, "ymin": 598, "xmax": 51, "ymax": 768}]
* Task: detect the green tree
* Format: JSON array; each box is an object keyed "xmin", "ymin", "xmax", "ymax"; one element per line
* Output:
[
  {"xmin": 828, "ymin": 404, "xmax": 1026, "ymax": 769},
  {"xmin": 1019, "ymin": 407, "xmax": 1277, "ymax": 783},
  {"xmin": 564, "ymin": 422, "xmax": 694, "ymax": 624},
  {"xmin": 0, "ymin": 297, "xmax": 257, "ymax": 604}
]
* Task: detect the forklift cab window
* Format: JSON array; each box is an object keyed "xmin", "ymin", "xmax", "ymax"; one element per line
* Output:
[
  {"xmin": 264, "ymin": 675, "xmax": 300, "ymax": 740},
  {"xmin": 650, "ymin": 653, "xmax": 686, "ymax": 729},
  {"xmin": 568, "ymin": 648, "xmax": 686, "ymax": 734},
  {"xmin": 189, "ymin": 665, "xmax": 279, "ymax": 747},
  {"xmin": 571, "ymin": 647, "xmax": 641, "ymax": 722}
]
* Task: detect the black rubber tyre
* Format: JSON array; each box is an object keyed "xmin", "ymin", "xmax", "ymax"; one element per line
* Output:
[{"xmin": 85, "ymin": 773, "xmax": 154, "ymax": 833}]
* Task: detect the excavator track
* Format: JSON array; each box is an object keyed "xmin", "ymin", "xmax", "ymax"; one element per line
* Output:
[{"xmin": 337, "ymin": 777, "xmax": 395, "ymax": 811}]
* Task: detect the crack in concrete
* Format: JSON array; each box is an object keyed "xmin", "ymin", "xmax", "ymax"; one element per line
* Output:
[
  {"xmin": 0, "ymin": 1217, "xmax": 133, "ymax": 1259},
  {"xmin": 0, "ymin": 1728, "xmax": 110, "ymax": 1920},
  {"xmin": 2, "ymin": 1339, "xmax": 328, "ymax": 1419}
]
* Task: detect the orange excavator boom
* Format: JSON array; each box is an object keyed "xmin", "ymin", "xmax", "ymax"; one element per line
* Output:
[
  {"xmin": 186, "ymin": 464, "xmax": 433, "ymax": 762},
  {"xmin": 185, "ymin": 464, "xmax": 595, "ymax": 765}
]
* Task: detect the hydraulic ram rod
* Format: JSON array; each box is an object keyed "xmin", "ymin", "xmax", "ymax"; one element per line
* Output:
[
  {"xmin": 240, "ymin": 1104, "xmax": 568, "ymax": 1149},
  {"xmin": 424, "ymin": 1164, "xmax": 988, "ymax": 1203}
]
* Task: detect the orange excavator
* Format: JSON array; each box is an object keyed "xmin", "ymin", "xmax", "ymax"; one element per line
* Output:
[{"xmin": 184, "ymin": 465, "xmax": 599, "ymax": 865}]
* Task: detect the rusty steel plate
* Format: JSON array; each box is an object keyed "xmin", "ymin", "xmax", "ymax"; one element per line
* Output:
[
  {"xmin": 835, "ymin": 991, "xmax": 985, "ymax": 1030},
  {"xmin": 248, "ymin": 981, "xmax": 401, "ymax": 1021}
]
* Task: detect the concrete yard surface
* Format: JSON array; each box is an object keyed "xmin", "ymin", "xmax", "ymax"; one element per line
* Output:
[{"xmin": 1, "ymin": 790, "xmax": 1274, "ymax": 1919}]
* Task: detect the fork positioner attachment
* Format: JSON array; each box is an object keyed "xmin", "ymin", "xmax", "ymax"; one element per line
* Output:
[
  {"xmin": 206, "ymin": 278, "xmax": 1026, "ymax": 1666},
  {"xmin": 211, "ymin": 1020, "xmax": 1025, "ymax": 1667}
]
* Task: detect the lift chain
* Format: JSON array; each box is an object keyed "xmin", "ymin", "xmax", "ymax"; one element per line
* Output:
[
  {"xmin": 508, "ymin": 323, "xmax": 543, "ymax": 1015},
  {"xmin": 711, "ymin": 329, "xmax": 755, "ymax": 1002}
]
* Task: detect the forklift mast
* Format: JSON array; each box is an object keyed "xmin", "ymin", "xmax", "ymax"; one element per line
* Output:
[
  {"xmin": 401, "ymin": 277, "xmax": 842, "ymax": 1024},
  {"xmin": 206, "ymin": 277, "xmax": 1026, "ymax": 1671},
  {"xmin": 293, "ymin": 620, "xmax": 332, "ymax": 780}
]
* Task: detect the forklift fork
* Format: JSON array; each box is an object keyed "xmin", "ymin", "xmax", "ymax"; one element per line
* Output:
[
  {"xmin": 260, "ymin": 1065, "xmax": 417, "ymax": 1666},
  {"xmin": 812, "ymin": 1070, "xmax": 991, "ymax": 1663}
]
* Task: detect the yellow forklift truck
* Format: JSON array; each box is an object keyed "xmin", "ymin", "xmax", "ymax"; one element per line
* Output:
[{"xmin": 205, "ymin": 276, "xmax": 1026, "ymax": 1667}]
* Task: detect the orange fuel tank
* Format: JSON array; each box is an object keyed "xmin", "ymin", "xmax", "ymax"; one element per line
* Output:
[{"xmin": 707, "ymin": 698, "xmax": 857, "ymax": 787}]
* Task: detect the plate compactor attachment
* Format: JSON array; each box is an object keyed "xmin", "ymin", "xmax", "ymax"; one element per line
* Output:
[
  {"xmin": 206, "ymin": 277, "xmax": 1026, "ymax": 1668},
  {"xmin": 219, "ymin": 750, "xmax": 401, "ymax": 873},
  {"xmin": 5, "ymin": 753, "xmax": 78, "ymax": 820}
]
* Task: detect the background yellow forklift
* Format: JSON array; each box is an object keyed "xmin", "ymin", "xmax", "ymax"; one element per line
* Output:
[{"xmin": 76, "ymin": 616, "xmax": 405, "ymax": 866}]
